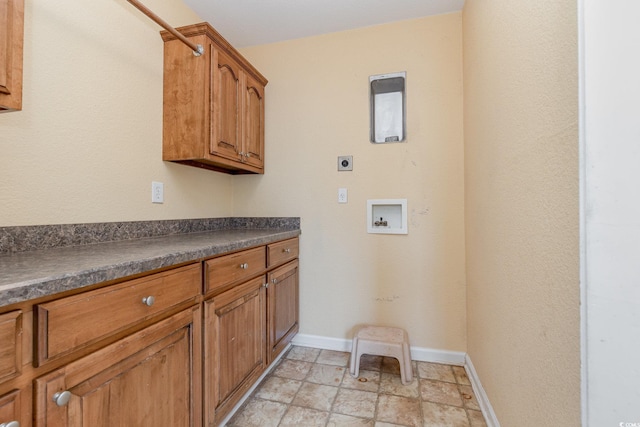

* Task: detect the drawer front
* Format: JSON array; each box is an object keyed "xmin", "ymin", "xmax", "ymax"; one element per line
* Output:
[
  {"xmin": 205, "ymin": 247, "xmax": 266, "ymax": 294},
  {"xmin": 267, "ymin": 238, "xmax": 299, "ymax": 267},
  {"xmin": 0, "ymin": 311, "xmax": 21, "ymax": 382},
  {"xmin": 37, "ymin": 263, "xmax": 201, "ymax": 364}
]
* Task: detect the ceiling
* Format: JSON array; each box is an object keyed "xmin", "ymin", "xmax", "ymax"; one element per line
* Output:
[{"xmin": 183, "ymin": 0, "xmax": 465, "ymax": 48}]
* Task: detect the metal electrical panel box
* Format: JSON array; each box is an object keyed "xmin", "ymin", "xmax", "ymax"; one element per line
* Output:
[{"xmin": 369, "ymin": 72, "xmax": 406, "ymax": 143}]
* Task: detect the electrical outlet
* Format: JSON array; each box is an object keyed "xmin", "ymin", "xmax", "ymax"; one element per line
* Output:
[
  {"xmin": 338, "ymin": 188, "xmax": 348, "ymax": 203},
  {"xmin": 152, "ymin": 181, "xmax": 164, "ymax": 204}
]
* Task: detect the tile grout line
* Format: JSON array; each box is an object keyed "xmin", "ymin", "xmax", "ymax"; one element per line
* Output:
[
  {"xmin": 277, "ymin": 348, "xmax": 321, "ymax": 427},
  {"xmin": 229, "ymin": 346, "xmax": 487, "ymax": 427}
]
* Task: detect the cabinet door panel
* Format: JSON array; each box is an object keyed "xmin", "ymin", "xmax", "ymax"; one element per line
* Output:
[
  {"xmin": 205, "ymin": 276, "xmax": 266, "ymax": 425},
  {"xmin": 35, "ymin": 307, "xmax": 201, "ymax": 427},
  {"xmin": 268, "ymin": 260, "xmax": 299, "ymax": 362},
  {"xmin": 243, "ymin": 74, "xmax": 265, "ymax": 169},
  {"xmin": 0, "ymin": 0, "xmax": 24, "ymax": 112},
  {"xmin": 0, "ymin": 389, "xmax": 21, "ymax": 427},
  {"xmin": 211, "ymin": 48, "xmax": 241, "ymax": 160},
  {"xmin": 0, "ymin": 310, "xmax": 21, "ymax": 382}
]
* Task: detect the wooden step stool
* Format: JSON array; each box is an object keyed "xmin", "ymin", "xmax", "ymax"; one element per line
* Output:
[{"xmin": 349, "ymin": 325, "xmax": 413, "ymax": 385}]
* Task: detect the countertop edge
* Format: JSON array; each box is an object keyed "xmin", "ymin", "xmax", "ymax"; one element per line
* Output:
[{"xmin": 0, "ymin": 228, "xmax": 300, "ymax": 309}]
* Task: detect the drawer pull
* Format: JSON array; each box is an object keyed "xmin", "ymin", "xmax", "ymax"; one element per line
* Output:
[
  {"xmin": 0, "ymin": 421, "xmax": 20, "ymax": 427},
  {"xmin": 53, "ymin": 391, "xmax": 72, "ymax": 407},
  {"xmin": 142, "ymin": 296, "xmax": 156, "ymax": 307},
  {"xmin": 239, "ymin": 263, "xmax": 249, "ymax": 269},
  {"xmin": 282, "ymin": 248, "xmax": 291, "ymax": 253}
]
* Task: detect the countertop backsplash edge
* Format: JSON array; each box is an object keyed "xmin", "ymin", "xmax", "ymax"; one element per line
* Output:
[{"xmin": 0, "ymin": 217, "xmax": 300, "ymax": 254}]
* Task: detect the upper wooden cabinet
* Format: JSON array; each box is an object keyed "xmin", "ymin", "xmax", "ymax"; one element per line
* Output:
[
  {"xmin": 0, "ymin": 0, "xmax": 24, "ymax": 112},
  {"xmin": 161, "ymin": 23, "xmax": 267, "ymax": 175}
]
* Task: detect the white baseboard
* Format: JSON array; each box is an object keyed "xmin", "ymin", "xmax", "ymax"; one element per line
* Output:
[
  {"xmin": 291, "ymin": 333, "xmax": 466, "ymax": 365},
  {"xmin": 464, "ymin": 354, "xmax": 500, "ymax": 427}
]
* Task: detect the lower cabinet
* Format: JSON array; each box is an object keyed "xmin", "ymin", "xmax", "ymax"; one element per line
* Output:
[
  {"xmin": 34, "ymin": 306, "xmax": 202, "ymax": 427},
  {"xmin": 267, "ymin": 260, "xmax": 300, "ymax": 364},
  {"xmin": 0, "ymin": 236, "xmax": 299, "ymax": 427},
  {"xmin": 0, "ymin": 388, "xmax": 25, "ymax": 427},
  {"xmin": 204, "ymin": 276, "xmax": 266, "ymax": 426}
]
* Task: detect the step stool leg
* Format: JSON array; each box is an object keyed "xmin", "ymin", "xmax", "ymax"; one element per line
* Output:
[
  {"xmin": 349, "ymin": 337, "xmax": 360, "ymax": 377},
  {"xmin": 401, "ymin": 341, "xmax": 413, "ymax": 384}
]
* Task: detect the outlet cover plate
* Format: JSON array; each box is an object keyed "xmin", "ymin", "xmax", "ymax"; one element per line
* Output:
[
  {"xmin": 152, "ymin": 181, "xmax": 164, "ymax": 204},
  {"xmin": 338, "ymin": 155, "xmax": 353, "ymax": 171}
]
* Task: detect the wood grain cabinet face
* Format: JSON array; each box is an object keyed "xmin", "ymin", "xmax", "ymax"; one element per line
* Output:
[
  {"xmin": 0, "ymin": 311, "xmax": 21, "ymax": 383},
  {"xmin": 0, "ymin": 0, "xmax": 24, "ymax": 112},
  {"xmin": 267, "ymin": 259, "xmax": 299, "ymax": 363},
  {"xmin": 36, "ymin": 263, "xmax": 201, "ymax": 365},
  {"xmin": 34, "ymin": 307, "xmax": 202, "ymax": 427},
  {"xmin": 162, "ymin": 23, "xmax": 267, "ymax": 175},
  {"xmin": 204, "ymin": 276, "xmax": 266, "ymax": 426},
  {"xmin": 267, "ymin": 238, "xmax": 299, "ymax": 268},
  {"xmin": 205, "ymin": 246, "xmax": 266, "ymax": 295},
  {"xmin": 242, "ymin": 73, "xmax": 265, "ymax": 169},
  {"xmin": 211, "ymin": 48, "xmax": 242, "ymax": 162},
  {"xmin": 0, "ymin": 389, "xmax": 22, "ymax": 427}
]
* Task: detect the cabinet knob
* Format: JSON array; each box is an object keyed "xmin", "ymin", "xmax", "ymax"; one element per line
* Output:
[
  {"xmin": 240, "ymin": 263, "xmax": 249, "ymax": 269},
  {"xmin": 263, "ymin": 283, "xmax": 269, "ymax": 288},
  {"xmin": 282, "ymin": 248, "xmax": 291, "ymax": 253},
  {"xmin": 272, "ymin": 278, "xmax": 278, "ymax": 284},
  {"xmin": 52, "ymin": 390, "xmax": 72, "ymax": 407},
  {"xmin": 142, "ymin": 296, "xmax": 155, "ymax": 306},
  {"xmin": 0, "ymin": 421, "xmax": 20, "ymax": 427}
]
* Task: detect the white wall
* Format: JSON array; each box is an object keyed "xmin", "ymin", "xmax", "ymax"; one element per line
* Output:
[
  {"xmin": 236, "ymin": 14, "xmax": 467, "ymax": 352},
  {"xmin": 463, "ymin": 0, "xmax": 580, "ymax": 425},
  {"xmin": 0, "ymin": 0, "xmax": 233, "ymax": 226},
  {"xmin": 582, "ymin": 0, "xmax": 640, "ymax": 424}
]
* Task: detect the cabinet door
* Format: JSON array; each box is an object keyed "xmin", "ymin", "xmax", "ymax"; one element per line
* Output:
[
  {"xmin": 0, "ymin": 0, "xmax": 24, "ymax": 112},
  {"xmin": 0, "ymin": 311, "xmax": 21, "ymax": 383},
  {"xmin": 34, "ymin": 306, "xmax": 202, "ymax": 427},
  {"xmin": 0, "ymin": 389, "xmax": 23, "ymax": 427},
  {"xmin": 267, "ymin": 260, "xmax": 299, "ymax": 363},
  {"xmin": 204, "ymin": 276, "xmax": 266, "ymax": 425},
  {"xmin": 211, "ymin": 48, "xmax": 242, "ymax": 161},
  {"xmin": 242, "ymin": 73, "xmax": 265, "ymax": 169}
]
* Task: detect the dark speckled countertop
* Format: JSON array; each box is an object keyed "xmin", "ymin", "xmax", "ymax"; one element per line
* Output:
[{"xmin": 0, "ymin": 218, "xmax": 300, "ymax": 309}]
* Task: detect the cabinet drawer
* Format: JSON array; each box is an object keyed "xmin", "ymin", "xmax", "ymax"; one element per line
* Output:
[
  {"xmin": 267, "ymin": 238, "xmax": 299, "ymax": 267},
  {"xmin": 0, "ymin": 311, "xmax": 21, "ymax": 382},
  {"xmin": 205, "ymin": 247, "xmax": 266, "ymax": 294},
  {"xmin": 37, "ymin": 263, "xmax": 201, "ymax": 364}
]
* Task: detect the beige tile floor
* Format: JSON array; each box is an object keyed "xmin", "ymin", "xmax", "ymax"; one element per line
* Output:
[{"xmin": 226, "ymin": 346, "xmax": 488, "ymax": 427}]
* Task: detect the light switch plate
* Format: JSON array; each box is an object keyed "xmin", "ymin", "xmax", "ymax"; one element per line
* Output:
[{"xmin": 338, "ymin": 155, "xmax": 353, "ymax": 171}]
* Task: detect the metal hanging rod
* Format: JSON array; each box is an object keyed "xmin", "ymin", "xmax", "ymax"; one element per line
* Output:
[{"xmin": 126, "ymin": 0, "xmax": 204, "ymax": 56}]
